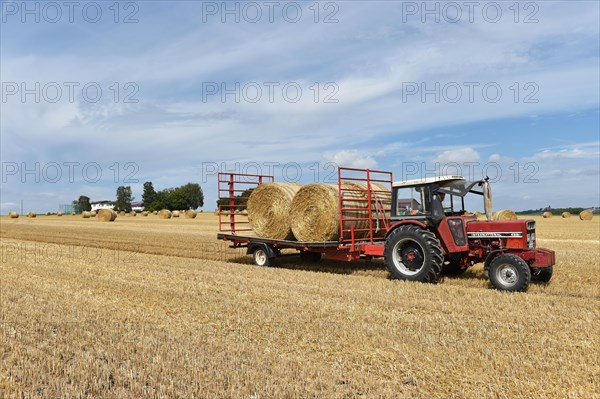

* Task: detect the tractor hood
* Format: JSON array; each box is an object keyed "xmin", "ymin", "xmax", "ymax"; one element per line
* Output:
[{"xmin": 466, "ymin": 219, "xmax": 532, "ymax": 237}]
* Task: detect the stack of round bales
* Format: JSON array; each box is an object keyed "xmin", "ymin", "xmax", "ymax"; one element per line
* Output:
[
  {"xmin": 579, "ymin": 210, "xmax": 593, "ymax": 220},
  {"xmin": 97, "ymin": 209, "xmax": 117, "ymax": 222}
]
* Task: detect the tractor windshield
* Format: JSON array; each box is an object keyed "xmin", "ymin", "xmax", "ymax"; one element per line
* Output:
[{"xmin": 436, "ymin": 180, "xmax": 485, "ymax": 215}]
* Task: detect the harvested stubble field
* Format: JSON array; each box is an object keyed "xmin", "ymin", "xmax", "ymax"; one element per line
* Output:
[{"xmin": 0, "ymin": 214, "xmax": 598, "ymax": 398}]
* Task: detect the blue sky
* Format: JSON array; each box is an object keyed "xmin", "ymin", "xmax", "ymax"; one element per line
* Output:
[{"xmin": 1, "ymin": 0, "xmax": 599, "ymax": 213}]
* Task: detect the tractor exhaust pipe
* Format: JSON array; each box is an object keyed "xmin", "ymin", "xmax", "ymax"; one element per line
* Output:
[{"xmin": 483, "ymin": 178, "xmax": 493, "ymax": 221}]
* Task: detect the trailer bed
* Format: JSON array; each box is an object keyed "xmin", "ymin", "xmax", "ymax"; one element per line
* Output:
[{"xmin": 217, "ymin": 233, "xmax": 340, "ymax": 249}]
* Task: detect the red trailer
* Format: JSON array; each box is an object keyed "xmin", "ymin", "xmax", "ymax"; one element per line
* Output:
[
  {"xmin": 216, "ymin": 167, "xmax": 392, "ymax": 265},
  {"xmin": 216, "ymin": 166, "xmax": 555, "ymax": 292}
]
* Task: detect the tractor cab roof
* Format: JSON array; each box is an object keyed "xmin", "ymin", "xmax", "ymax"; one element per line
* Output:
[
  {"xmin": 393, "ymin": 175, "xmax": 486, "ymax": 197},
  {"xmin": 392, "ymin": 175, "xmax": 465, "ymax": 188}
]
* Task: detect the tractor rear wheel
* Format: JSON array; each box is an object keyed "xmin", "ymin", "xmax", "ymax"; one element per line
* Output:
[
  {"xmin": 384, "ymin": 225, "xmax": 444, "ymax": 283},
  {"xmin": 531, "ymin": 266, "xmax": 553, "ymax": 283},
  {"xmin": 489, "ymin": 254, "xmax": 531, "ymax": 292}
]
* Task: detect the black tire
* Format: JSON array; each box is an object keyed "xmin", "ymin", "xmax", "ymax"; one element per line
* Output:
[
  {"xmin": 300, "ymin": 251, "xmax": 322, "ymax": 263},
  {"xmin": 531, "ymin": 266, "xmax": 553, "ymax": 283},
  {"xmin": 384, "ymin": 225, "xmax": 444, "ymax": 283},
  {"xmin": 488, "ymin": 254, "xmax": 531, "ymax": 292},
  {"xmin": 253, "ymin": 247, "xmax": 273, "ymax": 267}
]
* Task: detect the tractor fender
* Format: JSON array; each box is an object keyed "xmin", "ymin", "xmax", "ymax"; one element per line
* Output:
[
  {"xmin": 246, "ymin": 242, "xmax": 277, "ymax": 258},
  {"xmin": 484, "ymin": 249, "xmax": 505, "ymax": 270},
  {"xmin": 385, "ymin": 220, "xmax": 428, "ymax": 239}
]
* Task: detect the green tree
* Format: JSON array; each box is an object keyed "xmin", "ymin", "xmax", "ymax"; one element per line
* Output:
[
  {"xmin": 216, "ymin": 189, "xmax": 252, "ymax": 211},
  {"xmin": 77, "ymin": 195, "xmax": 92, "ymax": 212},
  {"xmin": 142, "ymin": 182, "xmax": 157, "ymax": 210},
  {"xmin": 179, "ymin": 183, "xmax": 204, "ymax": 209},
  {"xmin": 115, "ymin": 186, "xmax": 133, "ymax": 212}
]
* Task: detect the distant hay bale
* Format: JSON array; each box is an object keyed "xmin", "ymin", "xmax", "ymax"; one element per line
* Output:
[
  {"xmin": 9, "ymin": 211, "xmax": 19, "ymax": 218},
  {"xmin": 474, "ymin": 211, "xmax": 483, "ymax": 218},
  {"xmin": 71, "ymin": 212, "xmax": 76, "ymax": 215},
  {"xmin": 579, "ymin": 210, "xmax": 593, "ymax": 220},
  {"xmin": 158, "ymin": 209, "xmax": 172, "ymax": 219},
  {"xmin": 153, "ymin": 211, "xmax": 158, "ymax": 215},
  {"xmin": 561, "ymin": 212, "xmax": 571, "ymax": 218},
  {"xmin": 247, "ymin": 182, "xmax": 302, "ymax": 240},
  {"xmin": 119, "ymin": 211, "xmax": 126, "ymax": 216},
  {"xmin": 172, "ymin": 210, "xmax": 180, "ymax": 218},
  {"xmin": 90, "ymin": 211, "xmax": 96, "ymax": 217},
  {"xmin": 542, "ymin": 212, "xmax": 553, "ymax": 218},
  {"xmin": 97, "ymin": 209, "xmax": 117, "ymax": 222},
  {"xmin": 200, "ymin": 210, "xmax": 203, "ymax": 213},
  {"xmin": 185, "ymin": 210, "xmax": 197, "ymax": 219},
  {"xmin": 57, "ymin": 212, "xmax": 62, "ymax": 216},
  {"xmin": 141, "ymin": 211, "xmax": 149, "ymax": 216},
  {"xmin": 45, "ymin": 212, "xmax": 51, "ymax": 216},
  {"xmin": 290, "ymin": 182, "xmax": 391, "ymax": 242},
  {"xmin": 493, "ymin": 209, "xmax": 518, "ymax": 221},
  {"xmin": 130, "ymin": 211, "xmax": 136, "ymax": 217},
  {"xmin": 27, "ymin": 212, "xmax": 36, "ymax": 218},
  {"xmin": 82, "ymin": 211, "xmax": 91, "ymax": 218}
]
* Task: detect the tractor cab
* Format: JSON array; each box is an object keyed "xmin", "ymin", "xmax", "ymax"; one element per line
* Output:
[{"xmin": 391, "ymin": 175, "xmax": 491, "ymax": 223}]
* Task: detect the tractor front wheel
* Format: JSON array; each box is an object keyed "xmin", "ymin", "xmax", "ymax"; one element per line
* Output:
[
  {"xmin": 489, "ymin": 254, "xmax": 531, "ymax": 292},
  {"xmin": 384, "ymin": 225, "xmax": 444, "ymax": 283}
]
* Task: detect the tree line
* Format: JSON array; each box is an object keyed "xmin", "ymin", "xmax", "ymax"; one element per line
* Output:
[{"xmin": 73, "ymin": 182, "xmax": 204, "ymax": 213}]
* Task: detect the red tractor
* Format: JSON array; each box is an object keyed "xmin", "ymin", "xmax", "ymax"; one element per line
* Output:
[{"xmin": 386, "ymin": 175, "xmax": 555, "ymax": 291}]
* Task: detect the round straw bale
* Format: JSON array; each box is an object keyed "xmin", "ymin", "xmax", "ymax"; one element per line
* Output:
[
  {"xmin": 82, "ymin": 211, "xmax": 91, "ymax": 218},
  {"xmin": 153, "ymin": 211, "xmax": 158, "ymax": 215},
  {"xmin": 97, "ymin": 209, "xmax": 117, "ymax": 222},
  {"xmin": 493, "ymin": 209, "xmax": 518, "ymax": 221},
  {"xmin": 290, "ymin": 182, "xmax": 390, "ymax": 242},
  {"xmin": 142, "ymin": 211, "xmax": 149, "ymax": 216},
  {"xmin": 130, "ymin": 211, "xmax": 137, "ymax": 216},
  {"xmin": 158, "ymin": 209, "xmax": 172, "ymax": 219},
  {"xmin": 579, "ymin": 210, "xmax": 593, "ymax": 220},
  {"xmin": 542, "ymin": 211, "xmax": 553, "ymax": 218},
  {"xmin": 9, "ymin": 211, "xmax": 19, "ymax": 218},
  {"xmin": 45, "ymin": 212, "xmax": 51, "ymax": 216},
  {"xmin": 27, "ymin": 212, "xmax": 36, "ymax": 218},
  {"xmin": 561, "ymin": 212, "xmax": 571, "ymax": 218},
  {"xmin": 474, "ymin": 211, "xmax": 483, "ymax": 218},
  {"xmin": 71, "ymin": 212, "xmax": 76, "ymax": 215},
  {"xmin": 247, "ymin": 182, "xmax": 302, "ymax": 240},
  {"xmin": 90, "ymin": 211, "xmax": 96, "ymax": 217},
  {"xmin": 172, "ymin": 210, "xmax": 180, "ymax": 217},
  {"xmin": 119, "ymin": 211, "xmax": 126, "ymax": 216},
  {"xmin": 185, "ymin": 210, "xmax": 197, "ymax": 219},
  {"xmin": 57, "ymin": 212, "xmax": 62, "ymax": 216},
  {"xmin": 200, "ymin": 210, "xmax": 203, "ymax": 213}
]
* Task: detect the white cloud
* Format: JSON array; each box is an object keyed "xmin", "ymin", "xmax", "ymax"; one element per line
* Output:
[
  {"xmin": 323, "ymin": 150, "xmax": 377, "ymax": 169},
  {"xmin": 433, "ymin": 148, "xmax": 481, "ymax": 164}
]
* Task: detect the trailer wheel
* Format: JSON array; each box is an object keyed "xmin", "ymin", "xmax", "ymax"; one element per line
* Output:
[
  {"xmin": 489, "ymin": 254, "xmax": 530, "ymax": 292},
  {"xmin": 531, "ymin": 266, "xmax": 553, "ymax": 283},
  {"xmin": 300, "ymin": 251, "xmax": 321, "ymax": 263},
  {"xmin": 253, "ymin": 248, "xmax": 273, "ymax": 267},
  {"xmin": 384, "ymin": 225, "xmax": 444, "ymax": 283}
]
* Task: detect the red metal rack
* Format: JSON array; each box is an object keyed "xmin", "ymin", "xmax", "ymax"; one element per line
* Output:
[{"xmin": 217, "ymin": 172, "xmax": 274, "ymax": 234}]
